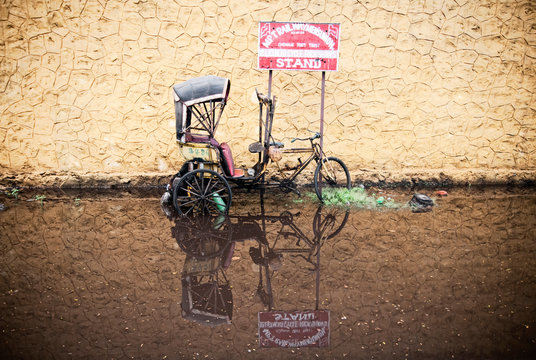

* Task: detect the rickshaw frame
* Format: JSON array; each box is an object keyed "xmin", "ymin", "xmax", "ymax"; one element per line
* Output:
[{"xmin": 166, "ymin": 75, "xmax": 350, "ymax": 216}]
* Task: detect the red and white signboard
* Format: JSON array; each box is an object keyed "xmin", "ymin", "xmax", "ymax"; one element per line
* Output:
[
  {"xmin": 258, "ymin": 22, "xmax": 340, "ymax": 71},
  {"xmin": 258, "ymin": 310, "xmax": 330, "ymax": 347}
]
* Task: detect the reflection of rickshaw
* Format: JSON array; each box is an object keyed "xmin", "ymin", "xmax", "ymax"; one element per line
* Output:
[
  {"xmin": 163, "ymin": 75, "xmax": 351, "ymax": 215},
  {"xmin": 175, "ymin": 216, "xmax": 234, "ymax": 326},
  {"xmin": 172, "ymin": 203, "xmax": 349, "ymax": 326},
  {"xmin": 181, "ymin": 258, "xmax": 234, "ymax": 327},
  {"xmin": 172, "ymin": 206, "xmax": 348, "ymax": 262}
]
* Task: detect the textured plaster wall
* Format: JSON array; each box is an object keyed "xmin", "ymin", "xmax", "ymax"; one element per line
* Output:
[{"xmin": 0, "ymin": 0, "xmax": 535, "ymax": 186}]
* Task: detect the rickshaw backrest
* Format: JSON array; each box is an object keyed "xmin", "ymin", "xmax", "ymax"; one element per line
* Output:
[{"xmin": 219, "ymin": 142, "xmax": 237, "ymax": 177}]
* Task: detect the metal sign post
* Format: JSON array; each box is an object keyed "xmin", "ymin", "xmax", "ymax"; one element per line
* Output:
[
  {"xmin": 258, "ymin": 21, "xmax": 340, "ymax": 197},
  {"xmin": 256, "ymin": 22, "xmax": 340, "ymax": 348},
  {"xmin": 319, "ymin": 71, "xmax": 326, "ymax": 196}
]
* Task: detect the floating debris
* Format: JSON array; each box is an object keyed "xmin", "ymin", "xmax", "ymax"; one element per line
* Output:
[
  {"xmin": 409, "ymin": 194, "xmax": 434, "ymax": 213},
  {"xmin": 160, "ymin": 191, "xmax": 174, "ymax": 218}
]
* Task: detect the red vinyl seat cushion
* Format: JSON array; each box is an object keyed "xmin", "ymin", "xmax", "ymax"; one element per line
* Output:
[{"xmin": 219, "ymin": 142, "xmax": 244, "ymax": 177}]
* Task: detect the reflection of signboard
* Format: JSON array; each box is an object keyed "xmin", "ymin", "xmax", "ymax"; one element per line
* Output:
[
  {"xmin": 258, "ymin": 310, "xmax": 330, "ymax": 347},
  {"xmin": 258, "ymin": 22, "xmax": 340, "ymax": 71}
]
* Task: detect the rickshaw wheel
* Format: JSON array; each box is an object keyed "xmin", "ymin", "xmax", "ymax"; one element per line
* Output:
[
  {"xmin": 314, "ymin": 157, "xmax": 351, "ymax": 202},
  {"xmin": 173, "ymin": 169, "xmax": 232, "ymax": 216},
  {"xmin": 172, "ymin": 215, "xmax": 232, "ymax": 259}
]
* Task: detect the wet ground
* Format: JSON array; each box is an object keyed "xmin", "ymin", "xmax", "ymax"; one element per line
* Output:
[{"xmin": 0, "ymin": 187, "xmax": 535, "ymax": 359}]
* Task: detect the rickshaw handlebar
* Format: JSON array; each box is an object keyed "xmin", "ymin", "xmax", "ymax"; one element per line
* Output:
[
  {"xmin": 291, "ymin": 132, "xmax": 320, "ymax": 143},
  {"xmin": 256, "ymin": 88, "xmax": 272, "ymax": 105}
]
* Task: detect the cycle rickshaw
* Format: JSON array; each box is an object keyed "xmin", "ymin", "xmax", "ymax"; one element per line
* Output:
[{"xmin": 163, "ymin": 75, "xmax": 351, "ymax": 215}]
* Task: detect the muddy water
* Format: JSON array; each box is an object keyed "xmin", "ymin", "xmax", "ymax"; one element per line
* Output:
[{"xmin": 0, "ymin": 188, "xmax": 535, "ymax": 359}]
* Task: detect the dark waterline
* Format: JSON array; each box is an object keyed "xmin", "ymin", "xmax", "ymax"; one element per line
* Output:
[{"xmin": 0, "ymin": 187, "xmax": 535, "ymax": 359}]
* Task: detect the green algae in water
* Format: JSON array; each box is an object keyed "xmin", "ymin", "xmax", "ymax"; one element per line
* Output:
[
  {"xmin": 9, "ymin": 188, "xmax": 20, "ymax": 200},
  {"xmin": 35, "ymin": 195, "xmax": 46, "ymax": 208},
  {"xmin": 309, "ymin": 187, "xmax": 402, "ymax": 209}
]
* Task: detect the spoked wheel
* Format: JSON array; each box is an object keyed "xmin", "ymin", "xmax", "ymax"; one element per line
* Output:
[
  {"xmin": 312, "ymin": 206, "xmax": 350, "ymax": 243},
  {"xmin": 172, "ymin": 215, "xmax": 232, "ymax": 259},
  {"xmin": 314, "ymin": 157, "xmax": 351, "ymax": 202},
  {"xmin": 173, "ymin": 169, "xmax": 232, "ymax": 216}
]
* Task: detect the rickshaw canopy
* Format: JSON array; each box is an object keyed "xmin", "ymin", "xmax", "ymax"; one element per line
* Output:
[{"xmin": 174, "ymin": 76, "xmax": 231, "ymax": 143}]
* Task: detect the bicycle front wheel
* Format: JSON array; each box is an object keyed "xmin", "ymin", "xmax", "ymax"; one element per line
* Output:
[{"xmin": 314, "ymin": 157, "xmax": 351, "ymax": 202}]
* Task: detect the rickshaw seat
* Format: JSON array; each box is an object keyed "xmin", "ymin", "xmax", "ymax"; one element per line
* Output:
[
  {"xmin": 219, "ymin": 142, "xmax": 244, "ymax": 178},
  {"xmin": 185, "ymin": 133, "xmax": 219, "ymax": 147},
  {"xmin": 182, "ymin": 133, "xmax": 243, "ymax": 177}
]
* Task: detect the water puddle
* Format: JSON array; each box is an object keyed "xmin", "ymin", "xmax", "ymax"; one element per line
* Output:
[{"xmin": 0, "ymin": 187, "xmax": 535, "ymax": 358}]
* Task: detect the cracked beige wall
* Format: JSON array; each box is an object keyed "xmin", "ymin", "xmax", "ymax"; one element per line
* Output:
[{"xmin": 0, "ymin": 0, "xmax": 535, "ymax": 185}]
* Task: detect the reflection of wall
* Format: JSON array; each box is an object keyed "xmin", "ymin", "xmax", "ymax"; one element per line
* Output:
[
  {"xmin": 1, "ymin": 1, "xmax": 535, "ymax": 186},
  {"xmin": 0, "ymin": 192, "xmax": 535, "ymax": 358}
]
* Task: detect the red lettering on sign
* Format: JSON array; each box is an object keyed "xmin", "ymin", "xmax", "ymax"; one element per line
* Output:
[{"xmin": 258, "ymin": 22, "xmax": 340, "ymax": 72}]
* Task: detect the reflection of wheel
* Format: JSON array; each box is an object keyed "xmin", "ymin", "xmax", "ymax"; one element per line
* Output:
[
  {"xmin": 279, "ymin": 211, "xmax": 294, "ymax": 225},
  {"xmin": 172, "ymin": 215, "xmax": 232, "ymax": 259},
  {"xmin": 312, "ymin": 206, "xmax": 349, "ymax": 242},
  {"xmin": 314, "ymin": 157, "xmax": 351, "ymax": 202},
  {"xmin": 173, "ymin": 169, "xmax": 232, "ymax": 216}
]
